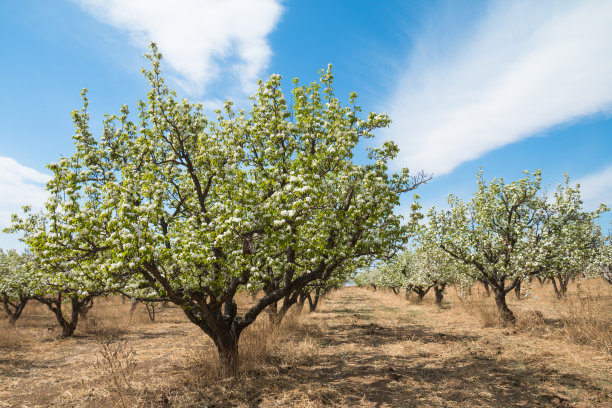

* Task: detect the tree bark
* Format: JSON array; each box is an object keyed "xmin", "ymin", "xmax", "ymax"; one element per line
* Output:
[
  {"xmin": 434, "ymin": 284, "xmax": 446, "ymax": 306},
  {"xmin": 514, "ymin": 279, "xmax": 522, "ymax": 300},
  {"xmin": 266, "ymin": 301, "xmax": 279, "ymax": 325},
  {"xmin": 296, "ymin": 291, "xmax": 307, "ymax": 312},
  {"xmin": 2, "ymin": 293, "xmax": 29, "ymax": 325},
  {"xmin": 144, "ymin": 302, "xmax": 157, "ymax": 321},
  {"xmin": 409, "ymin": 285, "xmax": 431, "ymax": 302},
  {"xmin": 480, "ymin": 280, "xmax": 491, "ymax": 297},
  {"xmin": 213, "ymin": 326, "xmax": 240, "ymax": 377},
  {"xmin": 603, "ymin": 265, "xmax": 612, "ymax": 285},
  {"xmin": 307, "ymin": 287, "xmax": 321, "ymax": 312},
  {"xmin": 78, "ymin": 297, "xmax": 94, "ymax": 320},
  {"xmin": 36, "ymin": 293, "xmax": 95, "ymax": 337},
  {"xmin": 550, "ymin": 275, "xmax": 570, "ymax": 300},
  {"xmin": 493, "ymin": 288, "xmax": 515, "ymax": 324}
]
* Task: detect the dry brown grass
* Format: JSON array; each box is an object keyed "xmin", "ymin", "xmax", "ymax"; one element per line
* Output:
[
  {"xmin": 554, "ymin": 284, "xmax": 612, "ymax": 354},
  {"xmin": 458, "ymin": 292, "xmax": 503, "ymax": 327},
  {"xmin": 0, "ymin": 281, "xmax": 611, "ymax": 407},
  {"xmin": 454, "ymin": 279, "xmax": 612, "ymax": 354},
  {"xmin": 0, "ymin": 320, "xmax": 20, "ymax": 349}
]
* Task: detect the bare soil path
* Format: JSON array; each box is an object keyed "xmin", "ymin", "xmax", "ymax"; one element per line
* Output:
[{"xmin": 254, "ymin": 287, "xmax": 612, "ymax": 407}]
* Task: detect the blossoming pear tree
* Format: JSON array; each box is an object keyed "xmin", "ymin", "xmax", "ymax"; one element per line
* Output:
[
  {"xmin": 0, "ymin": 249, "xmax": 35, "ymax": 325},
  {"xmin": 11, "ymin": 44, "xmax": 426, "ymax": 376},
  {"xmin": 537, "ymin": 177, "xmax": 607, "ymax": 299},
  {"xmin": 428, "ymin": 170, "xmax": 546, "ymax": 324},
  {"xmin": 8, "ymin": 209, "xmax": 124, "ymax": 336},
  {"xmin": 408, "ymin": 243, "xmax": 468, "ymax": 306}
]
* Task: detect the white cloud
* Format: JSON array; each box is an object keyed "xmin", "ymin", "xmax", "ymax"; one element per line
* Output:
[
  {"xmin": 576, "ymin": 164, "xmax": 612, "ymax": 210},
  {"xmin": 386, "ymin": 0, "xmax": 612, "ymax": 176},
  {"xmin": 0, "ymin": 157, "xmax": 50, "ymax": 228},
  {"xmin": 74, "ymin": 0, "xmax": 283, "ymax": 96}
]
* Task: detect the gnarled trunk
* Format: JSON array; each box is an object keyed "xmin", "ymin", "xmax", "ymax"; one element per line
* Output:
[
  {"xmin": 514, "ymin": 279, "xmax": 522, "ymax": 300},
  {"xmin": 307, "ymin": 287, "xmax": 321, "ymax": 312},
  {"xmin": 409, "ymin": 285, "xmax": 431, "ymax": 302},
  {"xmin": 296, "ymin": 291, "xmax": 307, "ymax": 312},
  {"xmin": 603, "ymin": 265, "xmax": 612, "ymax": 285},
  {"xmin": 433, "ymin": 284, "xmax": 446, "ymax": 306},
  {"xmin": 78, "ymin": 297, "xmax": 94, "ymax": 320},
  {"xmin": 36, "ymin": 293, "xmax": 95, "ymax": 337},
  {"xmin": 480, "ymin": 280, "xmax": 491, "ymax": 297},
  {"xmin": 550, "ymin": 275, "xmax": 570, "ymax": 300},
  {"xmin": 2, "ymin": 293, "xmax": 29, "ymax": 325},
  {"xmin": 266, "ymin": 301, "xmax": 278, "ymax": 325},
  {"xmin": 493, "ymin": 287, "xmax": 515, "ymax": 324},
  {"xmin": 214, "ymin": 328, "xmax": 240, "ymax": 378}
]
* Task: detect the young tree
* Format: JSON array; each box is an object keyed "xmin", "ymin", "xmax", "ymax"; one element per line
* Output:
[
  {"xmin": 537, "ymin": 177, "xmax": 607, "ymax": 299},
  {"xmin": 0, "ymin": 250, "xmax": 34, "ymax": 325},
  {"xmin": 8, "ymin": 212, "xmax": 118, "ymax": 337},
  {"xmin": 428, "ymin": 170, "xmax": 545, "ymax": 324},
  {"xmin": 11, "ymin": 44, "xmax": 426, "ymax": 375}
]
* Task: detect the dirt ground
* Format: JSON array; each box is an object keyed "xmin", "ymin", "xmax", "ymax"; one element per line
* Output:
[{"xmin": 1, "ymin": 280, "xmax": 611, "ymax": 407}]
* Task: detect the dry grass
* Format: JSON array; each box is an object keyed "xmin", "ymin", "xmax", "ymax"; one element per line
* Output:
[
  {"xmin": 0, "ymin": 281, "xmax": 611, "ymax": 407},
  {"xmin": 458, "ymin": 293, "xmax": 503, "ymax": 327},
  {"xmin": 0, "ymin": 320, "xmax": 20, "ymax": 349},
  {"xmin": 554, "ymin": 285, "xmax": 612, "ymax": 354}
]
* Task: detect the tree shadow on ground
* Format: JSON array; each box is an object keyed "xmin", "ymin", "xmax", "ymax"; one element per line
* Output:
[
  {"xmin": 246, "ymin": 328, "xmax": 604, "ymax": 408},
  {"xmin": 318, "ymin": 320, "xmax": 480, "ymax": 348}
]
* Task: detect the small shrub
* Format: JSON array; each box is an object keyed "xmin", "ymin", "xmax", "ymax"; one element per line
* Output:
[{"xmin": 94, "ymin": 337, "xmax": 138, "ymax": 407}]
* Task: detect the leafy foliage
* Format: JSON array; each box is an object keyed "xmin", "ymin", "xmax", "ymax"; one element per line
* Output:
[{"xmin": 9, "ymin": 43, "xmax": 424, "ymax": 374}]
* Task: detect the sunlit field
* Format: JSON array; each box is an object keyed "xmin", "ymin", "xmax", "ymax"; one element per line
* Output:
[{"xmin": 1, "ymin": 279, "xmax": 611, "ymax": 407}]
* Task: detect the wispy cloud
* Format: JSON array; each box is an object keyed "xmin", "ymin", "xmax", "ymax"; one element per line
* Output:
[
  {"xmin": 386, "ymin": 0, "xmax": 612, "ymax": 176},
  {"xmin": 74, "ymin": 0, "xmax": 283, "ymax": 96},
  {"xmin": 577, "ymin": 164, "xmax": 612, "ymax": 210},
  {"xmin": 0, "ymin": 157, "xmax": 50, "ymax": 229}
]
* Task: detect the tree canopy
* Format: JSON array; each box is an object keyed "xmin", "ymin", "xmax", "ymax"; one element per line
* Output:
[{"xmin": 9, "ymin": 44, "xmax": 426, "ymax": 375}]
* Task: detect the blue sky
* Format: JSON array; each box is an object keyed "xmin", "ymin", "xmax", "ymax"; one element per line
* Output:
[{"xmin": 1, "ymin": 0, "xmax": 611, "ymax": 249}]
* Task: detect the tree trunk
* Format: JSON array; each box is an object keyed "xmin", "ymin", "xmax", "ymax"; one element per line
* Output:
[
  {"xmin": 78, "ymin": 297, "xmax": 94, "ymax": 320},
  {"xmin": 2, "ymin": 293, "xmax": 29, "ymax": 325},
  {"xmin": 410, "ymin": 286, "xmax": 431, "ymax": 302},
  {"xmin": 550, "ymin": 275, "xmax": 570, "ymax": 300},
  {"xmin": 214, "ymin": 329, "xmax": 240, "ymax": 378},
  {"xmin": 296, "ymin": 291, "xmax": 307, "ymax": 312},
  {"xmin": 603, "ymin": 265, "xmax": 612, "ymax": 285},
  {"xmin": 391, "ymin": 287, "xmax": 399, "ymax": 295},
  {"xmin": 493, "ymin": 288, "xmax": 515, "ymax": 324},
  {"xmin": 434, "ymin": 284, "xmax": 446, "ymax": 306},
  {"xmin": 514, "ymin": 280, "xmax": 522, "ymax": 300},
  {"xmin": 481, "ymin": 280, "xmax": 491, "ymax": 297},
  {"xmin": 308, "ymin": 287, "xmax": 321, "ymax": 312},
  {"xmin": 559, "ymin": 275, "xmax": 570, "ymax": 298},
  {"xmin": 266, "ymin": 301, "xmax": 279, "ymax": 325},
  {"xmin": 37, "ymin": 294, "xmax": 93, "ymax": 337},
  {"xmin": 145, "ymin": 302, "xmax": 156, "ymax": 321},
  {"xmin": 550, "ymin": 277, "xmax": 562, "ymax": 300}
]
